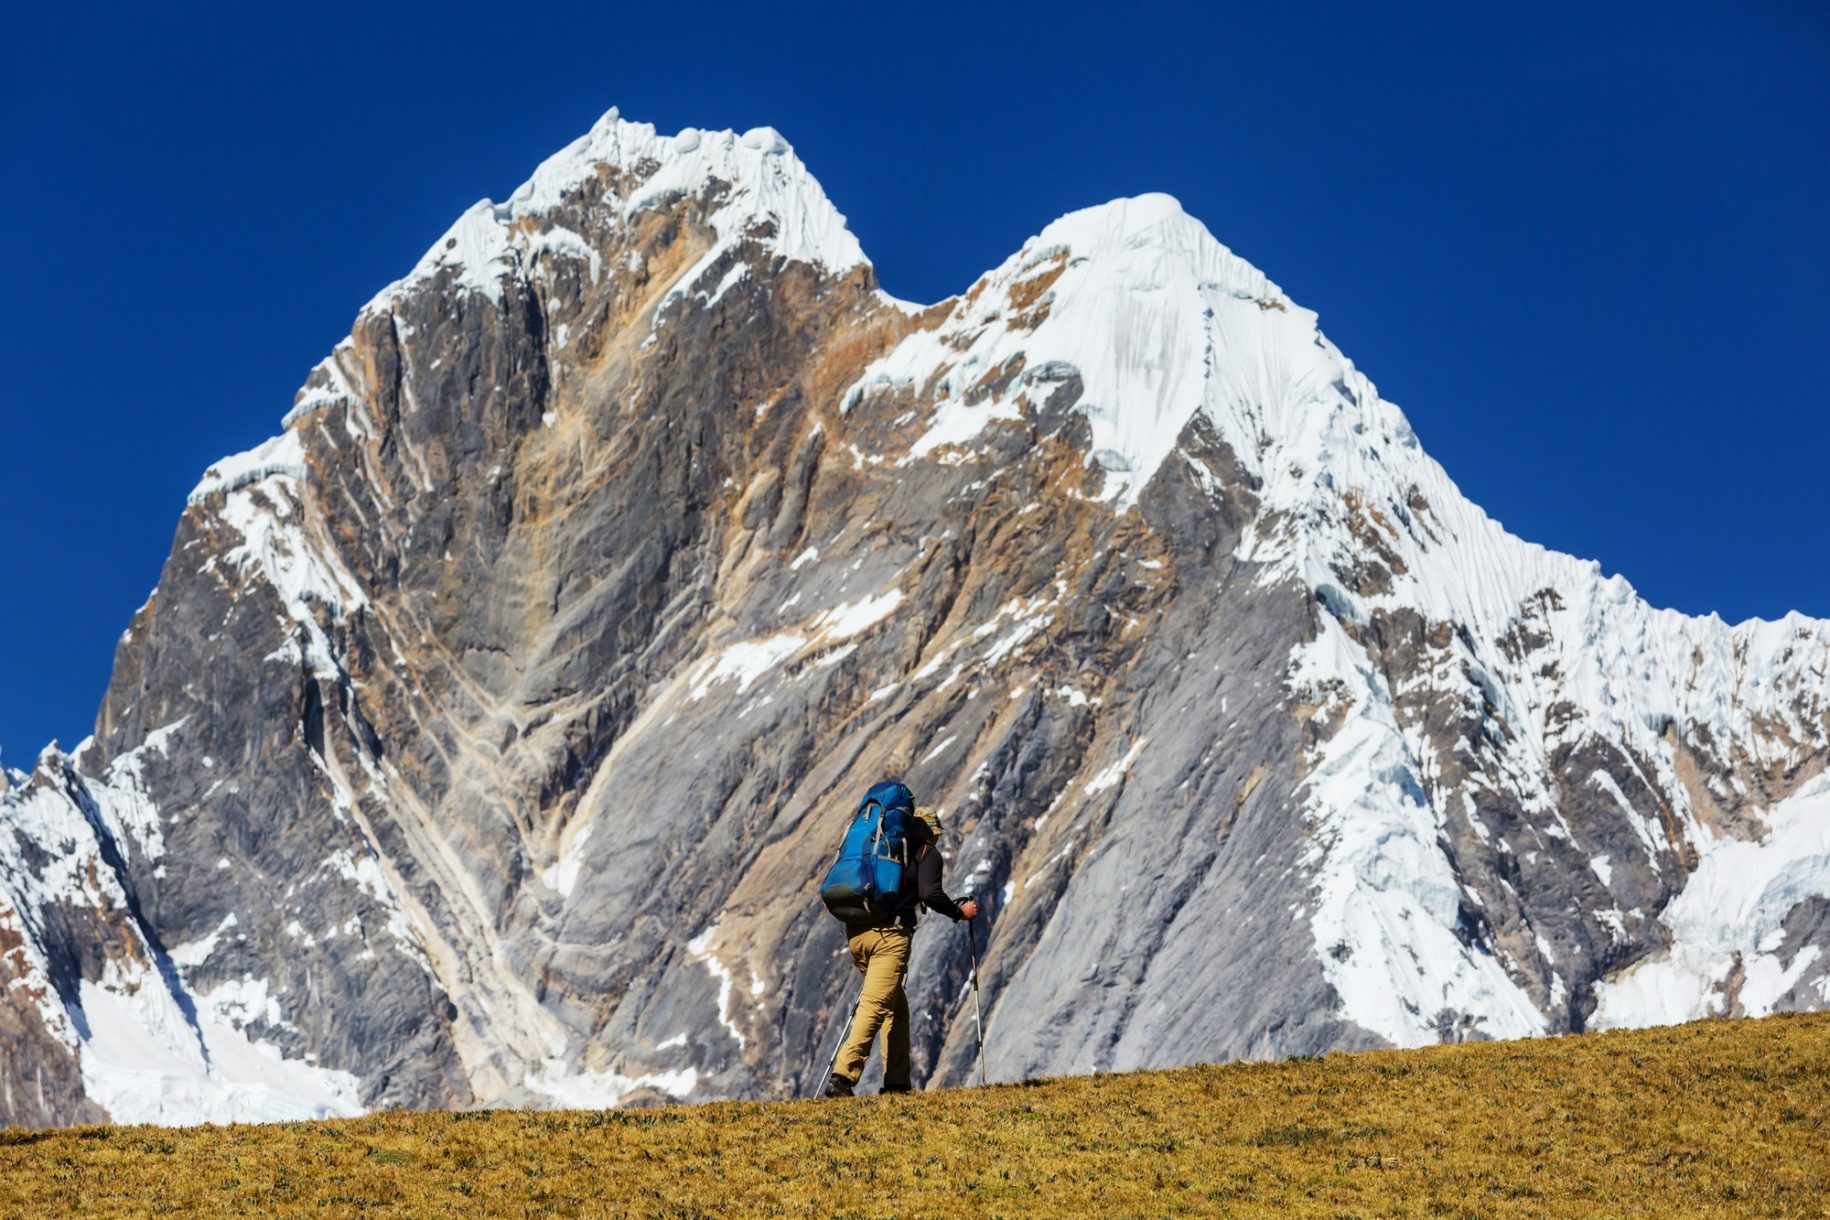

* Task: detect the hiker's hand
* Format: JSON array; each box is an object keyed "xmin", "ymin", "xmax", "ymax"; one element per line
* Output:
[{"xmin": 959, "ymin": 899, "xmax": 980, "ymax": 920}]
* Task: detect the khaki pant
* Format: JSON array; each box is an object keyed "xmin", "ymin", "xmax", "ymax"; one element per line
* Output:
[{"xmin": 833, "ymin": 925, "xmax": 912, "ymax": 1088}]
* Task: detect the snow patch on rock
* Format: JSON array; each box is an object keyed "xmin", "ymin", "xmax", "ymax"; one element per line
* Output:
[
  {"xmin": 78, "ymin": 972, "xmax": 363, "ymax": 1126},
  {"xmin": 521, "ymin": 1060, "xmax": 699, "ymax": 1109},
  {"xmin": 1592, "ymin": 772, "xmax": 1830, "ymax": 1028},
  {"xmin": 1293, "ymin": 614, "xmax": 1548, "ymax": 1047},
  {"xmin": 686, "ymin": 925, "xmax": 752, "ymax": 1053}
]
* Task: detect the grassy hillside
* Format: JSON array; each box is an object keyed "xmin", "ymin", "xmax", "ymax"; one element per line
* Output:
[{"xmin": 4, "ymin": 1012, "xmax": 1825, "ymax": 1217}]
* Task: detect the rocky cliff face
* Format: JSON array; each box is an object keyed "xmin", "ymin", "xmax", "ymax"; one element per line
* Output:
[{"xmin": 4, "ymin": 109, "xmax": 1827, "ymax": 1127}]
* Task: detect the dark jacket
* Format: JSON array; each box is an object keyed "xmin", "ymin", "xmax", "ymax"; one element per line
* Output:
[{"xmin": 896, "ymin": 840, "xmax": 966, "ymax": 927}]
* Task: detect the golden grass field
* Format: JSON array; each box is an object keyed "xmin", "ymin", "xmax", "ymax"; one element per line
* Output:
[{"xmin": 3, "ymin": 1011, "xmax": 1825, "ymax": 1218}]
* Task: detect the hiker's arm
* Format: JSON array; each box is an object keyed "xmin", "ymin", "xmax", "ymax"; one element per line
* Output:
[{"xmin": 916, "ymin": 845, "xmax": 971, "ymax": 920}]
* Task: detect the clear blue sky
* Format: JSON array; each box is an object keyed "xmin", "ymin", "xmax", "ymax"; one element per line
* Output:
[{"xmin": 3, "ymin": 2, "xmax": 1826, "ymax": 763}]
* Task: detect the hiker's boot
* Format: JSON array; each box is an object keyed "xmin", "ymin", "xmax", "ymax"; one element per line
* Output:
[
  {"xmin": 823, "ymin": 1073, "xmax": 855, "ymax": 1098},
  {"xmin": 880, "ymin": 1082, "xmax": 912, "ymax": 1095}
]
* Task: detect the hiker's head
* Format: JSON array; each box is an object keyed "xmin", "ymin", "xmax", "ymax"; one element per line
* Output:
[{"xmin": 913, "ymin": 806, "xmax": 943, "ymax": 844}]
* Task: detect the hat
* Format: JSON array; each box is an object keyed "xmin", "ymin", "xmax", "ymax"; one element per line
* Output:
[{"xmin": 913, "ymin": 806, "xmax": 943, "ymax": 842}]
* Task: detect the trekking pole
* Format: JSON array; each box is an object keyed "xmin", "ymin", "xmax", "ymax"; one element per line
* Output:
[
  {"xmin": 964, "ymin": 904, "xmax": 988, "ymax": 1087},
  {"xmin": 812, "ymin": 977, "xmax": 865, "ymax": 1098}
]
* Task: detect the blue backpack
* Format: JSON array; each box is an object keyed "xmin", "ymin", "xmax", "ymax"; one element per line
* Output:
[{"xmin": 820, "ymin": 781, "xmax": 916, "ymax": 924}]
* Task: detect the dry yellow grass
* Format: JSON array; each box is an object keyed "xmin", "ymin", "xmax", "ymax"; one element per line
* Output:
[{"xmin": 5, "ymin": 1012, "xmax": 1826, "ymax": 1218}]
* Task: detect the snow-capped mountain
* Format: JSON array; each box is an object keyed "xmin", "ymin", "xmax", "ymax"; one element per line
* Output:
[{"xmin": 3, "ymin": 108, "xmax": 1826, "ymax": 1128}]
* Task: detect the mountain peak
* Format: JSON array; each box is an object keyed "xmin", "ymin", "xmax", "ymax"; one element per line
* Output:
[
  {"xmin": 1041, "ymin": 191, "xmax": 1190, "ymax": 236},
  {"xmin": 1029, "ymin": 192, "xmax": 1277, "ymax": 302},
  {"xmin": 850, "ymin": 189, "xmax": 1299, "ymax": 508},
  {"xmin": 365, "ymin": 108, "xmax": 865, "ymax": 314}
]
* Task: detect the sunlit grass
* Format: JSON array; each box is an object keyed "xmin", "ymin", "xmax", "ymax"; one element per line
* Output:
[{"xmin": 6, "ymin": 1011, "xmax": 1825, "ymax": 1217}]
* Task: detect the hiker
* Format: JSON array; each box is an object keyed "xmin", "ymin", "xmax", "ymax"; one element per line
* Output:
[{"xmin": 824, "ymin": 803, "xmax": 978, "ymax": 1097}]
